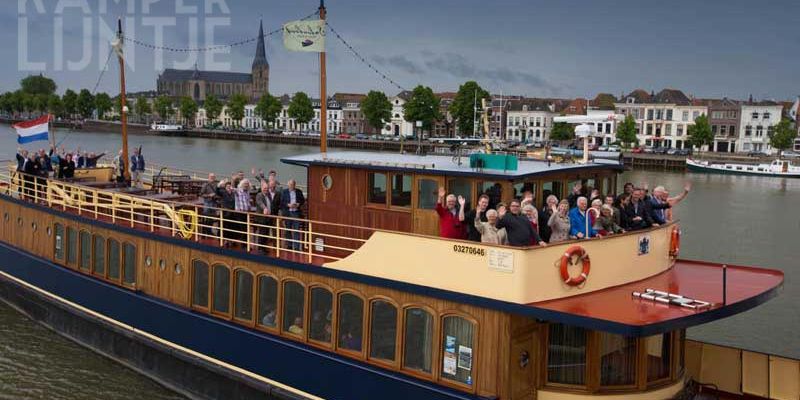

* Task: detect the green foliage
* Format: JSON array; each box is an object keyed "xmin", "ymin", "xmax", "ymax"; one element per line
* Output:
[
  {"xmin": 62, "ymin": 89, "xmax": 77, "ymax": 117},
  {"xmin": 769, "ymin": 118, "xmax": 796, "ymax": 157},
  {"xmin": 154, "ymin": 96, "xmax": 174, "ymax": 120},
  {"xmin": 360, "ymin": 90, "xmax": 392, "ymax": 132},
  {"xmin": 550, "ymin": 122, "xmax": 575, "ymax": 142},
  {"xmin": 403, "ymin": 85, "xmax": 441, "ymax": 133},
  {"xmin": 76, "ymin": 89, "xmax": 95, "ymax": 119},
  {"xmin": 227, "ymin": 93, "xmax": 248, "ymax": 125},
  {"xmin": 179, "ymin": 97, "xmax": 199, "ymax": 126},
  {"xmin": 615, "ymin": 114, "xmax": 638, "ymax": 147},
  {"xmin": 134, "ymin": 96, "xmax": 151, "ymax": 119},
  {"xmin": 449, "ymin": 81, "xmax": 490, "ymax": 136},
  {"xmin": 94, "ymin": 93, "xmax": 113, "ymax": 119},
  {"xmin": 20, "ymin": 75, "xmax": 57, "ymax": 96},
  {"xmin": 204, "ymin": 94, "xmax": 223, "ymax": 121},
  {"xmin": 592, "ymin": 93, "xmax": 617, "ymax": 110},
  {"xmin": 288, "ymin": 92, "xmax": 314, "ymax": 129},
  {"xmin": 254, "ymin": 93, "xmax": 282, "ymax": 128},
  {"xmin": 47, "ymin": 94, "xmax": 64, "ymax": 117},
  {"xmin": 687, "ymin": 114, "xmax": 713, "ymax": 149}
]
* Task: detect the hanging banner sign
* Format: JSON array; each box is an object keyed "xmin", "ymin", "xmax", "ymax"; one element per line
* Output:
[{"xmin": 283, "ymin": 19, "xmax": 326, "ymax": 52}]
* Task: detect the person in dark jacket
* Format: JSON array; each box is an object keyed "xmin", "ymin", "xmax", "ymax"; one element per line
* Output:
[
  {"xmin": 218, "ymin": 180, "xmax": 236, "ymax": 246},
  {"xmin": 496, "ymin": 200, "xmax": 546, "ymax": 247},
  {"xmin": 280, "ymin": 179, "xmax": 305, "ymax": 251},
  {"xmin": 58, "ymin": 153, "xmax": 76, "ymax": 179},
  {"xmin": 538, "ymin": 194, "xmax": 558, "ymax": 242},
  {"xmin": 131, "ymin": 146, "xmax": 145, "ymax": 188},
  {"xmin": 623, "ymin": 189, "xmax": 661, "ymax": 230},
  {"xmin": 465, "ymin": 194, "xmax": 489, "ymax": 242}
]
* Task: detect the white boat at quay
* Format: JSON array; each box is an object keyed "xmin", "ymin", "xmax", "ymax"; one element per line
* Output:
[
  {"xmin": 149, "ymin": 123, "xmax": 186, "ymax": 134},
  {"xmin": 686, "ymin": 157, "xmax": 800, "ymax": 177}
]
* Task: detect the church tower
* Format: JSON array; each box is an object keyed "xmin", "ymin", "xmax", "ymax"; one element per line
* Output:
[{"xmin": 251, "ymin": 20, "xmax": 270, "ymax": 101}]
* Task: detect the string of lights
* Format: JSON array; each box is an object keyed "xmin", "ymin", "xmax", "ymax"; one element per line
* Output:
[
  {"xmin": 91, "ymin": 47, "xmax": 115, "ymax": 95},
  {"xmin": 122, "ymin": 11, "xmax": 319, "ymax": 53},
  {"xmin": 325, "ymin": 21, "xmax": 408, "ymax": 92}
]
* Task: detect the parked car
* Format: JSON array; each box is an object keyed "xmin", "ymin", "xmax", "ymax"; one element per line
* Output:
[
  {"xmin": 589, "ymin": 143, "xmax": 600, "ymax": 151},
  {"xmin": 632, "ymin": 147, "xmax": 645, "ymax": 154},
  {"xmin": 674, "ymin": 148, "xmax": 692, "ymax": 156},
  {"xmin": 747, "ymin": 151, "xmax": 768, "ymax": 157},
  {"xmin": 355, "ymin": 134, "xmax": 368, "ymax": 140},
  {"xmin": 607, "ymin": 145, "xmax": 621, "ymax": 152},
  {"xmin": 598, "ymin": 145, "xmax": 609, "ymax": 151},
  {"xmin": 652, "ymin": 146, "xmax": 669, "ymax": 155},
  {"xmin": 666, "ymin": 148, "xmax": 679, "ymax": 155},
  {"xmin": 782, "ymin": 151, "xmax": 800, "ymax": 158},
  {"xmin": 337, "ymin": 133, "xmax": 351, "ymax": 139}
]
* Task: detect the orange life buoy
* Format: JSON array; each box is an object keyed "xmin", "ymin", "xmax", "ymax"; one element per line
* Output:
[
  {"xmin": 560, "ymin": 245, "xmax": 590, "ymax": 286},
  {"xmin": 670, "ymin": 227, "xmax": 681, "ymax": 257}
]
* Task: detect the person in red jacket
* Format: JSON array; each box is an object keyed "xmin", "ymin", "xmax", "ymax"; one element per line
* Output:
[{"xmin": 435, "ymin": 187, "xmax": 467, "ymax": 239}]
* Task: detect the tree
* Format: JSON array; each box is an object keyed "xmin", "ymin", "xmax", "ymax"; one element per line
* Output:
[
  {"xmin": 254, "ymin": 93, "xmax": 282, "ymax": 129},
  {"xmin": 47, "ymin": 94, "xmax": 64, "ymax": 117},
  {"xmin": 550, "ymin": 122, "xmax": 575, "ymax": 142},
  {"xmin": 403, "ymin": 85, "xmax": 441, "ymax": 135},
  {"xmin": 94, "ymin": 92, "xmax": 113, "ymax": 119},
  {"xmin": 769, "ymin": 118, "xmax": 796, "ymax": 158},
  {"xmin": 687, "ymin": 114, "xmax": 713, "ymax": 150},
  {"xmin": 154, "ymin": 96, "xmax": 174, "ymax": 121},
  {"xmin": 62, "ymin": 89, "xmax": 77, "ymax": 118},
  {"xmin": 288, "ymin": 92, "xmax": 314, "ymax": 131},
  {"xmin": 76, "ymin": 89, "xmax": 95, "ymax": 119},
  {"xmin": 615, "ymin": 114, "xmax": 638, "ymax": 148},
  {"xmin": 204, "ymin": 94, "xmax": 223, "ymax": 122},
  {"xmin": 20, "ymin": 74, "xmax": 57, "ymax": 96},
  {"xmin": 134, "ymin": 96, "xmax": 151, "ymax": 123},
  {"xmin": 592, "ymin": 93, "xmax": 617, "ymax": 110},
  {"xmin": 360, "ymin": 90, "xmax": 392, "ymax": 133},
  {"xmin": 179, "ymin": 97, "xmax": 199, "ymax": 127},
  {"xmin": 227, "ymin": 93, "xmax": 248, "ymax": 126},
  {"xmin": 449, "ymin": 81, "xmax": 490, "ymax": 136}
]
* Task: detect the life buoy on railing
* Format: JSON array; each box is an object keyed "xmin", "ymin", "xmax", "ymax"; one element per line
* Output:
[
  {"xmin": 670, "ymin": 226, "xmax": 681, "ymax": 258},
  {"xmin": 176, "ymin": 209, "xmax": 198, "ymax": 239},
  {"xmin": 559, "ymin": 245, "xmax": 590, "ymax": 286}
]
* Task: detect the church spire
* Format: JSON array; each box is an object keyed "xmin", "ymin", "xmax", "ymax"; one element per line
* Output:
[{"xmin": 252, "ymin": 20, "xmax": 268, "ymax": 68}]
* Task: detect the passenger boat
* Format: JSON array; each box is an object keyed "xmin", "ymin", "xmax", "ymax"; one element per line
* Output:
[
  {"xmin": 150, "ymin": 123, "xmax": 187, "ymax": 135},
  {"xmin": 686, "ymin": 158, "xmax": 800, "ymax": 178},
  {"xmin": 1, "ymin": 5, "xmax": 796, "ymax": 400}
]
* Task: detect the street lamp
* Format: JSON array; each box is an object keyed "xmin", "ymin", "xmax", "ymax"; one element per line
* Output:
[{"xmin": 416, "ymin": 120, "xmax": 423, "ymax": 154}]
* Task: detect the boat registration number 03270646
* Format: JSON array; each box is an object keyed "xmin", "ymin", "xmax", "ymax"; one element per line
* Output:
[{"xmin": 453, "ymin": 245, "xmax": 485, "ymax": 256}]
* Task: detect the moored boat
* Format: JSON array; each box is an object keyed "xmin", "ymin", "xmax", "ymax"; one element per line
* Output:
[
  {"xmin": 686, "ymin": 157, "xmax": 800, "ymax": 177},
  {"xmin": 149, "ymin": 123, "xmax": 187, "ymax": 135}
]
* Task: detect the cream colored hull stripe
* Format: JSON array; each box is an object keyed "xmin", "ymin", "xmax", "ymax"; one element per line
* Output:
[{"xmin": 0, "ymin": 269, "xmax": 324, "ymax": 400}]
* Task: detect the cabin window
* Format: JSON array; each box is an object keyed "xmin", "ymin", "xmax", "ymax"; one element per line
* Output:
[
  {"xmin": 79, "ymin": 230, "xmax": 91, "ymax": 271},
  {"xmin": 108, "ymin": 239, "xmax": 121, "ymax": 280},
  {"xmin": 212, "ymin": 264, "xmax": 230, "ymax": 314},
  {"xmin": 309, "ymin": 287, "xmax": 333, "ymax": 343},
  {"xmin": 390, "ymin": 174, "xmax": 412, "ymax": 207},
  {"xmin": 447, "ymin": 178, "xmax": 472, "ymax": 209},
  {"xmin": 478, "ymin": 181, "xmax": 502, "ymax": 209},
  {"xmin": 513, "ymin": 181, "xmax": 537, "ymax": 203},
  {"xmin": 542, "ymin": 181, "xmax": 563, "ymax": 208},
  {"xmin": 54, "ymin": 223, "xmax": 64, "ymax": 260},
  {"xmin": 547, "ymin": 323, "xmax": 587, "ymax": 385},
  {"xmin": 257, "ymin": 275, "xmax": 278, "ymax": 328},
  {"xmin": 403, "ymin": 307, "xmax": 434, "ymax": 374},
  {"xmin": 67, "ymin": 227, "xmax": 77, "ymax": 265},
  {"xmin": 122, "ymin": 243, "xmax": 136, "ymax": 285},
  {"xmin": 599, "ymin": 332, "xmax": 637, "ymax": 387},
  {"xmin": 441, "ymin": 315, "xmax": 475, "ymax": 386},
  {"xmin": 92, "ymin": 234, "xmax": 105, "ymax": 275},
  {"xmin": 369, "ymin": 300, "xmax": 398, "ymax": 362},
  {"xmin": 417, "ymin": 179, "xmax": 439, "ymax": 209},
  {"xmin": 368, "ymin": 173, "xmax": 387, "ymax": 205},
  {"xmin": 282, "ymin": 281, "xmax": 305, "ymax": 337},
  {"xmin": 337, "ymin": 293, "xmax": 363, "ymax": 352},
  {"xmin": 646, "ymin": 333, "xmax": 672, "ymax": 382},
  {"xmin": 191, "ymin": 260, "xmax": 210, "ymax": 308},
  {"xmin": 234, "ymin": 269, "xmax": 254, "ymax": 321}
]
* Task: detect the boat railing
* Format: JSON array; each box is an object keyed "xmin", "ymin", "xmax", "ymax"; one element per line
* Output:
[
  {"xmin": 0, "ymin": 168, "xmax": 371, "ymax": 264},
  {"xmin": 142, "ymin": 162, "xmax": 309, "ymax": 192}
]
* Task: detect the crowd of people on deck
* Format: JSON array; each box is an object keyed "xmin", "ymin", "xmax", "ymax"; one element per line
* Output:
[
  {"xmin": 15, "ymin": 145, "xmax": 109, "ymax": 199},
  {"xmin": 437, "ymin": 181, "xmax": 690, "ymax": 246},
  {"xmin": 198, "ymin": 168, "xmax": 305, "ymax": 253}
]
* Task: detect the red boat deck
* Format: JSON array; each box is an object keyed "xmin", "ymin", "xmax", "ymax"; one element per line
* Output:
[{"xmin": 531, "ymin": 260, "xmax": 784, "ymax": 335}]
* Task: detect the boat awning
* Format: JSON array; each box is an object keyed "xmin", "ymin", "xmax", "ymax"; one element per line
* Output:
[{"xmin": 529, "ymin": 260, "xmax": 783, "ymax": 336}]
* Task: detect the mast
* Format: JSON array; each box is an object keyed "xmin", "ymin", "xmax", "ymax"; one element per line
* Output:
[
  {"xmin": 319, "ymin": 0, "xmax": 327, "ymax": 155},
  {"xmin": 116, "ymin": 18, "xmax": 130, "ymax": 181}
]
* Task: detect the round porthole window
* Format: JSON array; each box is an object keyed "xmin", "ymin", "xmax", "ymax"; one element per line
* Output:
[
  {"xmin": 46, "ymin": 226, "xmax": 52, "ymax": 236},
  {"xmin": 145, "ymin": 256, "xmax": 153, "ymax": 267},
  {"xmin": 174, "ymin": 263, "xmax": 182, "ymax": 275},
  {"xmin": 322, "ymin": 174, "xmax": 333, "ymax": 190},
  {"xmin": 31, "ymin": 222, "xmax": 37, "ymax": 232},
  {"xmin": 159, "ymin": 259, "xmax": 166, "ymax": 270}
]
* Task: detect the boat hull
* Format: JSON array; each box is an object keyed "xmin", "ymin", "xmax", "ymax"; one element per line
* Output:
[
  {"xmin": 686, "ymin": 160, "xmax": 800, "ymax": 178},
  {"xmin": 0, "ymin": 242, "xmax": 483, "ymax": 400}
]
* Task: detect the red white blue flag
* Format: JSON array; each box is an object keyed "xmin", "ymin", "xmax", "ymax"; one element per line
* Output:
[{"xmin": 12, "ymin": 114, "xmax": 50, "ymax": 144}]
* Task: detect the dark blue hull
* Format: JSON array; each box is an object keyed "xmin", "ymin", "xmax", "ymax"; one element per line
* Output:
[{"xmin": 0, "ymin": 242, "xmax": 487, "ymax": 400}]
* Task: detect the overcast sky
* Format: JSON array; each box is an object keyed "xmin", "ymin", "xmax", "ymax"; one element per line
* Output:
[{"xmin": 5, "ymin": 0, "xmax": 800, "ymax": 101}]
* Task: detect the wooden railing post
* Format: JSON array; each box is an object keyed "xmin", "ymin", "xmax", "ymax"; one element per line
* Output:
[
  {"xmin": 246, "ymin": 212, "xmax": 251, "ymax": 253},
  {"xmin": 149, "ymin": 202, "xmax": 154, "ymax": 232},
  {"xmin": 307, "ymin": 221, "xmax": 313, "ymax": 263},
  {"xmin": 219, "ymin": 209, "xmax": 224, "ymax": 247},
  {"xmin": 275, "ymin": 216, "xmax": 281, "ymax": 258}
]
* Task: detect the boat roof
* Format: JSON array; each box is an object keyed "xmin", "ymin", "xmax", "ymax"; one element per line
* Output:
[
  {"xmin": 529, "ymin": 260, "xmax": 783, "ymax": 336},
  {"xmin": 282, "ymin": 151, "xmax": 623, "ymax": 180}
]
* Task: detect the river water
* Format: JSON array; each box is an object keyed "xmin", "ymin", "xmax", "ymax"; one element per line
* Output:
[{"xmin": 1, "ymin": 128, "xmax": 798, "ymax": 398}]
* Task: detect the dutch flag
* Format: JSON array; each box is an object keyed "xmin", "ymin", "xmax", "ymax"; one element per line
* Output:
[{"xmin": 13, "ymin": 115, "xmax": 50, "ymax": 144}]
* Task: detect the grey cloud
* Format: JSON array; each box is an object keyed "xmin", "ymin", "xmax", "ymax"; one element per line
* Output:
[
  {"xmin": 424, "ymin": 52, "xmax": 567, "ymax": 95},
  {"xmin": 373, "ymin": 54, "xmax": 422, "ymax": 75}
]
